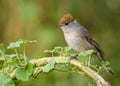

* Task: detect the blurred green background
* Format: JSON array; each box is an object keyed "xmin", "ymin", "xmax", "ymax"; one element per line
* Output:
[{"xmin": 0, "ymin": 0, "xmax": 120, "ymax": 86}]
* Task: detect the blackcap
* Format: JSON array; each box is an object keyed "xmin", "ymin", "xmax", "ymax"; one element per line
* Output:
[{"xmin": 57, "ymin": 14, "xmax": 113, "ymax": 74}]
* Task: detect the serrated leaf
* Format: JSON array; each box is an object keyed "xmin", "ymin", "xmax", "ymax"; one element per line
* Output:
[
  {"xmin": 42, "ymin": 58, "xmax": 56, "ymax": 72},
  {"xmin": 0, "ymin": 72, "xmax": 15, "ymax": 86},
  {"xmin": 5, "ymin": 54, "xmax": 17, "ymax": 63},
  {"xmin": 7, "ymin": 40, "xmax": 23, "ymax": 49},
  {"xmin": 7, "ymin": 39, "xmax": 36, "ymax": 49},
  {"xmin": 54, "ymin": 47, "xmax": 63, "ymax": 53},
  {"xmin": 64, "ymin": 47, "xmax": 77, "ymax": 56},
  {"xmin": 44, "ymin": 47, "xmax": 63, "ymax": 55},
  {"xmin": 102, "ymin": 61, "xmax": 110, "ymax": 66},
  {"xmin": 16, "ymin": 63, "xmax": 33, "ymax": 81},
  {"xmin": 78, "ymin": 50, "xmax": 95, "ymax": 57},
  {"xmin": 63, "ymin": 46, "xmax": 72, "ymax": 52}
]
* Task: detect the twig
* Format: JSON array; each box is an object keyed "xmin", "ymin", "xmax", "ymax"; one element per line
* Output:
[{"xmin": 30, "ymin": 57, "xmax": 111, "ymax": 86}]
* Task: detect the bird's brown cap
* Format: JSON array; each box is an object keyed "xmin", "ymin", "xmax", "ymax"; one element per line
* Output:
[{"xmin": 59, "ymin": 14, "xmax": 74, "ymax": 24}]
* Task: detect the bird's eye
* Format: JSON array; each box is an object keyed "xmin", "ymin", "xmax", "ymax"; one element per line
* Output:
[{"xmin": 65, "ymin": 23, "xmax": 69, "ymax": 25}]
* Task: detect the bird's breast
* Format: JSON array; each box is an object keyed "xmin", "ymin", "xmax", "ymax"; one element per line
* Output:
[{"xmin": 64, "ymin": 32, "xmax": 94, "ymax": 52}]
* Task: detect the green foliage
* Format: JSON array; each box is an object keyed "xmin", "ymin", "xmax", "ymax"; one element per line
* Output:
[
  {"xmin": 6, "ymin": 39, "xmax": 36, "ymax": 65},
  {"xmin": 55, "ymin": 63, "xmax": 79, "ymax": 73},
  {"xmin": 44, "ymin": 46, "xmax": 95, "ymax": 59},
  {"xmin": 0, "ymin": 72, "xmax": 15, "ymax": 86},
  {"xmin": 55, "ymin": 64, "xmax": 71, "ymax": 71},
  {"xmin": 0, "ymin": 44, "xmax": 6, "ymax": 61},
  {"xmin": 0, "ymin": 0, "xmax": 119, "ymax": 85},
  {"xmin": 0, "ymin": 44, "xmax": 5, "ymax": 53},
  {"xmin": 46, "ymin": 46, "xmax": 111, "ymax": 74},
  {"xmin": 7, "ymin": 39, "xmax": 36, "ymax": 50},
  {"xmin": 44, "ymin": 46, "xmax": 76, "ymax": 56},
  {"xmin": 42, "ymin": 58, "xmax": 56, "ymax": 72},
  {"xmin": 7, "ymin": 40, "xmax": 23, "ymax": 50},
  {"xmin": 102, "ymin": 61, "xmax": 110, "ymax": 66},
  {"xmin": 16, "ymin": 63, "xmax": 33, "ymax": 81},
  {"xmin": 0, "ymin": 39, "xmax": 36, "ymax": 85},
  {"xmin": 78, "ymin": 50, "xmax": 95, "ymax": 57},
  {"xmin": 0, "ymin": 39, "xmax": 109, "ymax": 86}
]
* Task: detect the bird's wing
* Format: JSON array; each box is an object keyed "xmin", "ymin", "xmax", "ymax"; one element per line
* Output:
[
  {"xmin": 80, "ymin": 26, "xmax": 114, "ymax": 74},
  {"xmin": 80, "ymin": 26, "xmax": 105, "ymax": 61}
]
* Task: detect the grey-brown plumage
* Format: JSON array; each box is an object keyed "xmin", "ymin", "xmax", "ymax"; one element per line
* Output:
[{"xmin": 58, "ymin": 14, "xmax": 113, "ymax": 74}]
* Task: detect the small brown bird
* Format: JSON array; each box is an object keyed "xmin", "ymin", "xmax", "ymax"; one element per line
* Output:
[{"xmin": 57, "ymin": 13, "xmax": 113, "ymax": 74}]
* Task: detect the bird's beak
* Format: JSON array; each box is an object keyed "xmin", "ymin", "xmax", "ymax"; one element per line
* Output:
[{"xmin": 56, "ymin": 24, "xmax": 64, "ymax": 28}]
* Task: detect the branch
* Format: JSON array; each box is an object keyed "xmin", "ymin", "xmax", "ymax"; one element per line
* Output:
[{"xmin": 30, "ymin": 57, "xmax": 111, "ymax": 86}]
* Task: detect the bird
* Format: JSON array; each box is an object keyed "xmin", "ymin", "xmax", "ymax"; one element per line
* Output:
[{"xmin": 57, "ymin": 13, "xmax": 113, "ymax": 74}]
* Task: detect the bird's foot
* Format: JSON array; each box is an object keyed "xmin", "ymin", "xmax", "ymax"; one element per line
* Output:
[{"xmin": 69, "ymin": 54, "xmax": 78, "ymax": 60}]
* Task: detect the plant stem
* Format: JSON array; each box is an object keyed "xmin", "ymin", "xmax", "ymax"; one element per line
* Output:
[
  {"xmin": 30, "ymin": 57, "xmax": 111, "ymax": 86},
  {"xmin": 1, "ymin": 52, "xmax": 6, "ymax": 62},
  {"xmin": 23, "ymin": 44, "xmax": 27, "ymax": 65},
  {"xmin": 15, "ymin": 49, "xmax": 21, "ymax": 63}
]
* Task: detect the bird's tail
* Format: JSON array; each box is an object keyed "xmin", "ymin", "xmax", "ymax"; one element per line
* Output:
[
  {"xmin": 102, "ymin": 65, "xmax": 114, "ymax": 75},
  {"xmin": 96, "ymin": 52, "xmax": 114, "ymax": 75}
]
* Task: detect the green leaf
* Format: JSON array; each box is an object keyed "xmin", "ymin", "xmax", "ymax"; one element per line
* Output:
[
  {"xmin": 55, "ymin": 64, "xmax": 71, "ymax": 71},
  {"xmin": 63, "ymin": 46, "xmax": 76, "ymax": 56},
  {"xmin": 22, "ymin": 40, "xmax": 37, "ymax": 44},
  {"xmin": 42, "ymin": 58, "xmax": 56, "ymax": 72},
  {"xmin": 78, "ymin": 50, "xmax": 95, "ymax": 57},
  {"xmin": 8, "ymin": 54, "xmax": 17, "ymax": 59},
  {"xmin": 102, "ymin": 61, "xmax": 110, "ymax": 66},
  {"xmin": 5, "ymin": 54, "xmax": 17, "ymax": 63},
  {"xmin": 15, "ymin": 63, "xmax": 33, "ymax": 81},
  {"xmin": 0, "ymin": 72, "xmax": 15, "ymax": 86},
  {"xmin": 61, "ymin": 57, "xmax": 69, "ymax": 63},
  {"xmin": 63, "ymin": 46, "xmax": 72, "ymax": 52},
  {"xmin": 0, "ymin": 56, "xmax": 4, "ymax": 61},
  {"xmin": 7, "ymin": 39, "xmax": 36, "ymax": 49},
  {"xmin": 0, "ymin": 44, "xmax": 5, "ymax": 53},
  {"xmin": 44, "ymin": 46, "xmax": 75, "ymax": 56},
  {"xmin": 54, "ymin": 46, "xmax": 63, "ymax": 53},
  {"xmin": 7, "ymin": 40, "xmax": 23, "ymax": 49}
]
